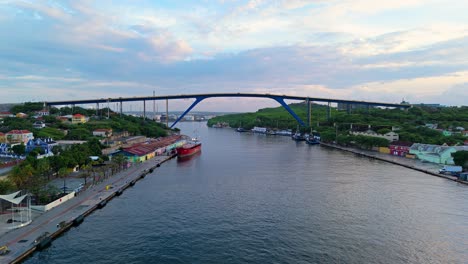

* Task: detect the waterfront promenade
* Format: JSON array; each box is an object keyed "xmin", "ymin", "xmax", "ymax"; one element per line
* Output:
[
  {"xmin": 0, "ymin": 155, "xmax": 174, "ymax": 264},
  {"xmin": 320, "ymin": 143, "xmax": 466, "ymax": 184}
]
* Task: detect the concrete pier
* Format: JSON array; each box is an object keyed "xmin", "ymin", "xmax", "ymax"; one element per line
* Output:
[
  {"xmin": 320, "ymin": 143, "xmax": 468, "ymax": 185},
  {"xmin": 0, "ymin": 155, "xmax": 174, "ymax": 264}
]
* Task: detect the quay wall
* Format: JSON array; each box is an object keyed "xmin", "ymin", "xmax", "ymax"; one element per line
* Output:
[
  {"xmin": 320, "ymin": 143, "xmax": 468, "ymax": 186},
  {"xmin": 8, "ymin": 154, "xmax": 176, "ymax": 264}
]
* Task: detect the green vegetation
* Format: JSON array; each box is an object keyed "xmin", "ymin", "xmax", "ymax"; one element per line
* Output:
[
  {"xmin": 452, "ymin": 151, "xmax": 468, "ymax": 170},
  {"xmin": 1, "ymin": 104, "xmax": 170, "ymax": 139},
  {"xmin": 0, "ymin": 102, "xmax": 176, "ymax": 199},
  {"xmin": 208, "ymin": 103, "xmax": 468, "ymax": 145}
]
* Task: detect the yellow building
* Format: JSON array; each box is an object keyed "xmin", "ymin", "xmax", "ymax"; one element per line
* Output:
[
  {"xmin": 0, "ymin": 132, "xmax": 5, "ymax": 143},
  {"xmin": 72, "ymin": 114, "xmax": 87, "ymax": 124}
]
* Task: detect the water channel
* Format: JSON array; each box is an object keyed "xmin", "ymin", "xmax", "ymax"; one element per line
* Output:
[{"xmin": 25, "ymin": 122, "xmax": 468, "ymax": 263}]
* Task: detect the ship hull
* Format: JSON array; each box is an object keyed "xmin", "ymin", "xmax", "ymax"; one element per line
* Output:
[{"xmin": 176, "ymin": 143, "xmax": 202, "ymax": 158}]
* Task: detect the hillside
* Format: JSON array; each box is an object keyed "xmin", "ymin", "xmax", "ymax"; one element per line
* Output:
[{"xmin": 208, "ymin": 102, "xmax": 468, "ymax": 145}]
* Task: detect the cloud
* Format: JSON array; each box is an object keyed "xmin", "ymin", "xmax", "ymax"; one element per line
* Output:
[{"xmin": 0, "ymin": 0, "xmax": 467, "ymax": 110}]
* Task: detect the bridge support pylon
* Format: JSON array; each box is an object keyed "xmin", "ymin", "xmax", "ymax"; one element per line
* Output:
[
  {"xmin": 170, "ymin": 96, "xmax": 206, "ymax": 128},
  {"xmin": 271, "ymin": 96, "xmax": 306, "ymax": 127},
  {"xmin": 170, "ymin": 95, "xmax": 307, "ymax": 128}
]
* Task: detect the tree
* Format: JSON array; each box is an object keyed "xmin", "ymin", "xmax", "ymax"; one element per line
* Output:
[
  {"xmin": 112, "ymin": 154, "xmax": 127, "ymax": 172},
  {"xmin": 11, "ymin": 144, "xmax": 26, "ymax": 156},
  {"xmin": 452, "ymin": 151, "xmax": 468, "ymax": 170},
  {"xmin": 9, "ymin": 163, "xmax": 35, "ymax": 190},
  {"xmin": 0, "ymin": 179, "xmax": 15, "ymax": 195},
  {"xmin": 58, "ymin": 167, "xmax": 69, "ymax": 193}
]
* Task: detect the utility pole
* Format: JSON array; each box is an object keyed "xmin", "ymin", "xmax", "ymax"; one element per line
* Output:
[
  {"xmin": 166, "ymin": 99, "xmax": 169, "ymax": 127},
  {"xmin": 153, "ymin": 90, "xmax": 155, "ymax": 121}
]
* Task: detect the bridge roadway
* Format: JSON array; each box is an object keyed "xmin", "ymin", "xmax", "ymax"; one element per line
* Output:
[
  {"xmin": 45, "ymin": 92, "xmax": 408, "ymax": 108},
  {"xmin": 0, "ymin": 155, "xmax": 173, "ymax": 264},
  {"xmin": 45, "ymin": 93, "xmax": 410, "ymax": 128}
]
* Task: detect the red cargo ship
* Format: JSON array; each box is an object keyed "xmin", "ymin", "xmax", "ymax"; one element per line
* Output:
[{"xmin": 176, "ymin": 139, "xmax": 202, "ymax": 158}]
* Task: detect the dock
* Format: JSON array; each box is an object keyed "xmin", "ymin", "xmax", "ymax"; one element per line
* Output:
[
  {"xmin": 320, "ymin": 143, "xmax": 468, "ymax": 185},
  {"xmin": 0, "ymin": 154, "xmax": 176, "ymax": 264}
]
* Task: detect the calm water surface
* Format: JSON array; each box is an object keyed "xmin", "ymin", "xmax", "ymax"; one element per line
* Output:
[{"xmin": 26, "ymin": 122, "xmax": 468, "ymax": 264}]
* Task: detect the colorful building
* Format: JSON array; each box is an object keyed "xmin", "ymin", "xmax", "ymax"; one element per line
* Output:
[
  {"xmin": 72, "ymin": 114, "xmax": 87, "ymax": 124},
  {"xmin": 409, "ymin": 143, "xmax": 456, "ymax": 165},
  {"xmin": 93, "ymin": 128, "xmax": 113, "ymax": 137},
  {"xmin": 25, "ymin": 138, "xmax": 58, "ymax": 155},
  {"xmin": 116, "ymin": 135, "xmax": 184, "ymax": 163},
  {"xmin": 15, "ymin": 112, "xmax": 28, "ymax": 118},
  {"xmin": 389, "ymin": 141, "xmax": 413, "ymax": 157},
  {"xmin": 0, "ymin": 143, "xmax": 9, "ymax": 155},
  {"xmin": 0, "ymin": 132, "xmax": 5, "ymax": 143},
  {"xmin": 0, "ymin": 112, "xmax": 13, "ymax": 118},
  {"xmin": 6, "ymin": 130, "xmax": 34, "ymax": 144}
]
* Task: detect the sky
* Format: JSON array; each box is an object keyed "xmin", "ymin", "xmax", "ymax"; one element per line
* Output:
[{"xmin": 0, "ymin": 0, "xmax": 467, "ymax": 112}]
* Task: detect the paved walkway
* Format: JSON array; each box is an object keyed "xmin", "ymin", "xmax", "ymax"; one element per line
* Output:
[
  {"xmin": 321, "ymin": 143, "xmax": 463, "ymax": 182},
  {"xmin": 0, "ymin": 155, "xmax": 173, "ymax": 263}
]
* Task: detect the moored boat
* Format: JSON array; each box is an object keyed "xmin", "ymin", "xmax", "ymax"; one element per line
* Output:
[
  {"xmin": 292, "ymin": 126, "xmax": 305, "ymax": 141},
  {"xmin": 306, "ymin": 132, "xmax": 321, "ymax": 145},
  {"xmin": 177, "ymin": 139, "xmax": 202, "ymax": 158}
]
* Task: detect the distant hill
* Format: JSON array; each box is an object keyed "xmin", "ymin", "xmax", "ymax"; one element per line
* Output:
[{"xmin": 0, "ymin": 103, "xmax": 18, "ymax": 112}]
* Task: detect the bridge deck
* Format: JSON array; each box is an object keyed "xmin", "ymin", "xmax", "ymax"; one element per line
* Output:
[{"xmin": 46, "ymin": 93, "xmax": 409, "ymax": 108}]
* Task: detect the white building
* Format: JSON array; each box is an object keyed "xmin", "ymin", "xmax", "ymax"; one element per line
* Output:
[{"xmin": 350, "ymin": 130, "xmax": 399, "ymax": 142}]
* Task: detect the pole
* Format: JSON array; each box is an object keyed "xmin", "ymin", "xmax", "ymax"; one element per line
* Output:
[
  {"xmin": 153, "ymin": 90, "xmax": 155, "ymax": 121},
  {"xmin": 107, "ymin": 99, "xmax": 110, "ymax": 119},
  {"xmin": 307, "ymin": 98, "xmax": 311, "ymax": 127},
  {"xmin": 143, "ymin": 100, "xmax": 146, "ymax": 120},
  {"xmin": 166, "ymin": 99, "xmax": 169, "ymax": 127},
  {"xmin": 335, "ymin": 123, "xmax": 338, "ymax": 144}
]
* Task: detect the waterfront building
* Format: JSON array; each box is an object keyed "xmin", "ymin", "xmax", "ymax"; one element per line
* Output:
[
  {"xmin": 0, "ymin": 132, "xmax": 5, "ymax": 143},
  {"xmin": 389, "ymin": 141, "xmax": 413, "ymax": 156},
  {"xmin": 6, "ymin": 130, "xmax": 34, "ymax": 144},
  {"xmin": 409, "ymin": 143, "xmax": 456, "ymax": 165},
  {"xmin": 350, "ymin": 130, "xmax": 399, "ymax": 142},
  {"xmin": 118, "ymin": 135, "xmax": 184, "ymax": 163}
]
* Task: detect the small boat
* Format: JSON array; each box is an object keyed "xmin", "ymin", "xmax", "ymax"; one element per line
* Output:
[
  {"xmin": 291, "ymin": 127, "xmax": 305, "ymax": 141},
  {"xmin": 177, "ymin": 138, "xmax": 202, "ymax": 158},
  {"xmin": 276, "ymin": 129, "xmax": 292, "ymax": 136},
  {"xmin": 306, "ymin": 131, "xmax": 321, "ymax": 145},
  {"xmin": 236, "ymin": 122, "xmax": 248, "ymax": 132},
  {"xmin": 251, "ymin": 127, "xmax": 267, "ymax": 134}
]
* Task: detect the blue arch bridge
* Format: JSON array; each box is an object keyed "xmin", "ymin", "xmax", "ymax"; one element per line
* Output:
[{"xmin": 45, "ymin": 93, "xmax": 410, "ymax": 128}]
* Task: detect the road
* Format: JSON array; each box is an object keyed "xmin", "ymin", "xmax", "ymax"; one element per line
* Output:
[{"xmin": 0, "ymin": 155, "xmax": 172, "ymax": 264}]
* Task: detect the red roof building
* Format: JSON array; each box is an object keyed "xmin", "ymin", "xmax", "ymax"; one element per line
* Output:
[
  {"xmin": 0, "ymin": 112, "xmax": 12, "ymax": 118},
  {"xmin": 5, "ymin": 130, "xmax": 34, "ymax": 144},
  {"xmin": 389, "ymin": 141, "xmax": 413, "ymax": 157}
]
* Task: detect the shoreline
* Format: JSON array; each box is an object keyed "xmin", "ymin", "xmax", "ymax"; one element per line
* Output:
[
  {"xmin": 0, "ymin": 154, "xmax": 177, "ymax": 264},
  {"xmin": 320, "ymin": 143, "xmax": 468, "ymax": 185}
]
